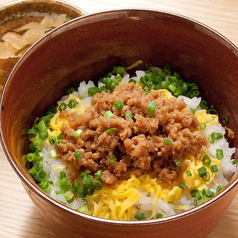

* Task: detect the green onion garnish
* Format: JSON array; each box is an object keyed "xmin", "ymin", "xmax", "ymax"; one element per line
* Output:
[
  {"xmin": 95, "ymin": 171, "xmax": 102, "ymax": 180},
  {"xmin": 216, "ymin": 149, "xmax": 224, "ymax": 160},
  {"xmin": 198, "ymin": 167, "xmax": 207, "ymax": 178},
  {"xmin": 210, "ymin": 164, "xmax": 218, "ymax": 172},
  {"xmin": 59, "ymin": 102, "xmax": 67, "ymax": 111},
  {"xmin": 179, "ymin": 182, "xmax": 186, "ymax": 189},
  {"xmin": 68, "ymin": 99, "xmax": 78, "ymax": 109},
  {"xmin": 27, "ymin": 153, "xmax": 37, "ymax": 162},
  {"xmin": 175, "ymin": 160, "xmax": 182, "ymax": 167},
  {"xmin": 216, "ymin": 185, "xmax": 223, "ymax": 193},
  {"xmin": 147, "ymin": 101, "xmax": 157, "ymax": 116},
  {"xmin": 104, "ymin": 128, "xmax": 117, "ymax": 133},
  {"xmin": 49, "ymin": 149, "xmax": 57, "ymax": 158},
  {"xmin": 206, "ymin": 189, "xmax": 215, "ymax": 198},
  {"xmin": 93, "ymin": 180, "xmax": 103, "ymax": 190},
  {"xmin": 202, "ymin": 155, "xmax": 211, "ymax": 167},
  {"xmin": 74, "ymin": 151, "xmax": 83, "ymax": 160},
  {"xmin": 114, "ymin": 100, "xmax": 124, "ymax": 111},
  {"xmin": 49, "ymin": 136, "xmax": 57, "ymax": 145},
  {"xmin": 190, "ymin": 108, "xmax": 195, "ymax": 114},
  {"xmin": 64, "ymin": 190, "xmax": 75, "ymax": 203},
  {"xmin": 186, "ymin": 170, "xmax": 192, "ymax": 176},
  {"xmin": 27, "ymin": 128, "xmax": 37, "ymax": 138},
  {"xmin": 125, "ymin": 112, "xmax": 133, "ymax": 119},
  {"xmin": 38, "ymin": 130, "xmax": 48, "ymax": 140},
  {"xmin": 208, "ymin": 132, "xmax": 223, "ymax": 144},
  {"xmin": 104, "ymin": 111, "xmax": 113, "ymax": 119},
  {"xmin": 134, "ymin": 212, "xmax": 147, "ymax": 220},
  {"xmin": 73, "ymin": 129, "xmax": 83, "ymax": 138},
  {"xmin": 231, "ymin": 158, "xmax": 238, "ymax": 165},
  {"xmin": 109, "ymin": 155, "xmax": 116, "ymax": 163},
  {"xmin": 156, "ymin": 213, "xmax": 163, "ymax": 218},
  {"xmin": 33, "ymin": 138, "xmax": 43, "ymax": 150},
  {"xmin": 223, "ymin": 116, "xmax": 229, "ymax": 124},
  {"xmin": 35, "ymin": 169, "xmax": 47, "ymax": 182},
  {"xmin": 163, "ymin": 138, "xmax": 172, "ymax": 147},
  {"xmin": 200, "ymin": 123, "xmax": 206, "ymax": 131}
]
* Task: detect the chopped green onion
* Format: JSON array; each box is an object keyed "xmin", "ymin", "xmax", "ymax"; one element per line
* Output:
[
  {"xmin": 73, "ymin": 129, "xmax": 83, "ymax": 138},
  {"xmin": 208, "ymin": 132, "xmax": 223, "ymax": 144},
  {"xmin": 27, "ymin": 153, "xmax": 37, "ymax": 162},
  {"xmin": 33, "ymin": 139, "xmax": 43, "ymax": 150},
  {"xmin": 74, "ymin": 151, "xmax": 83, "ymax": 160},
  {"xmin": 39, "ymin": 179, "xmax": 52, "ymax": 193},
  {"xmin": 104, "ymin": 128, "xmax": 117, "ymax": 133},
  {"xmin": 59, "ymin": 103, "xmax": 67, "ymax": 111},
  {"xmin": 64, "ymin": 190, "xmax": 75, "ymax": 203},
  {"xmin": 77, "ymin": 206, "xmax": 90, "ymax": 215},
  {"xmin": 147, "ymin": 101, "xmax": 157, "ymax": 116},
  {"xmin": 35, "ymin": 169, "xmax": 46, "ymax": 182},
  {"xmin": 109, "ymin": 155, "xmax": 116, "ymax": 163},
  {"xmin": 54, "ymin": 140, "xmax": 61, "ymax": 146},
  {"xmin": 49, "ymin": 149, "xmax": 57, "ymax": 158},
  {"xmin": 200, "ymin": 123, "xmax": 206, "ymax": 131},
  {"xmin": 198, "ymin": 167, "xmax": 207, "ymax": 178},
  {"xmin": 223, "ymin": 116, "xmax": 229, "ymax": 124},
  {"xmin": 156, "ymin": 213, "xmax": 163, "ymax": 218},
  {"xmin": 175, "ymin": 160, "xmax": 182, "ymax": 167},
  {"xmin": 202, "ymin": 155, "xmax": 211, "ymax": 167},
  {"xmin": 207, "ymin": 105, "xmax": 219, "ymax": 116},
  {"xmin": 216, "ymin": 149, "xmax": 224, "ymax": 160},
  {"xmin": 114, "ymin": 100, "xmax": 124, "ymax": 110},
  {"xmin": 83, "ymin": 175, "xmax": 94, "ymax": 187},
  {"xmin": 190, "ymin": 108, "xmax": 195, "ymax": 114},
  {"xmin": 190, "ymin": 189, "xmax": 198, "ymax": 197},
  {"xmin": 29, "ymin": 164, "xmax": 40, "ymax": 175},
  {"xmin": 231, "ymin": 158, "xmax": 238, "ymax": 165},
  {"xmin": 80, "ymin": 172, "xmax": 87, "ymax": 178},
  {"xmin": 194, "ymin": 199, "xmax": 198, "ymax": 206},
  {"xmin": 39, "ymin": 130, "xmax": 48, "ymax": 140},
  {"xmin": 104, "ymin": 111, "xmax": 113, "ymax": 119},
  {"xmin": 163, "ymin": 138, "xmax": 172, "ymax": 147},
  {"xmin": 134, "ymin": 212, "xmax": 147, "ymax": 220},
  {"xmin": 82, "ymin": 198, "xmax": 88, "ymax": 206},
  {"xmin": 125, "ymin": 112, "xmax": 133, "ymax": 119},
  {"xmin": 36, "ymin": 120, "xmax": 46, "ymax": 133},
  {"xmin": 210, "ymin": 165, "xmax": 218, "ymax": 172},
  {"xmin": 57, "ymin": 133, "xmax": 62, "ymax": 140},
  {"xmin": 68, "ymin": 99, "xmax": 78, "ymax": 109},
  {"xmin": 129, "ymin": 79, "xmax": 137, "ymax": 84},
  {"xmin": 93, "ymin": 180, "xmax": 103, "ymax": 190},
  {"xmin": 186, "ymin": 170, "xmax": 192, "ymax": 176},
  {"xmin": 216, "ymin": 185, "xmax": 223, "ymax": 193},
  {"xmin": 56, "ymin": 176, "xmax": 70, "ymax": 192},
  {"xmin": 49, "ymin": 136, "xmax": 57, "ymax": 145},
  {"xmin": 206, "ymin": 189, "xmax": 215, "ymax": 198},
  {"xmin": 95, "ymin": 171, "xmax": 102, "ymax": 180},
  {"xmin": 27, "ymin": 128, "xmax": 37, "ymax": 138},
  {"xmin": 55, "ymin": 191, "xmax": 63, "ymax": 195},
  {"xmin": 179, "ymin": 182, "xmax": 186, "ymax": 189},
  {"xmin": 71, "ymin": 182, "xmax": 80, "ymax": 192}
]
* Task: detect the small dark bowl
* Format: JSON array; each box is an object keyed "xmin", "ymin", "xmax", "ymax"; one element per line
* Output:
[
  {"xmin": 1, "ymin": 9, "xmax": 238, "ymax": 238},
  {"xmin": 0, "ymin": 0, "xmax": 86, "ymax": 91}
]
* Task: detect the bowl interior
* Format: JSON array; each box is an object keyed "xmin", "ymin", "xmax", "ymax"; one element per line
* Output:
[{"xmin": 1, "ymin": 8, "xmax": 238, "ymax": 219}]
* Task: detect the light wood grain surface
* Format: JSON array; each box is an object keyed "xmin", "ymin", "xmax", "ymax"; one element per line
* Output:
[{"xmin": 1, "ymin": 0, "xmax": 238, "ymax": 237}]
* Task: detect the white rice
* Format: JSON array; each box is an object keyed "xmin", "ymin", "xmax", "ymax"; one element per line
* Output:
[{"xmin": 41, "ymin": 70, "xmax": 238, "ymax": 218}]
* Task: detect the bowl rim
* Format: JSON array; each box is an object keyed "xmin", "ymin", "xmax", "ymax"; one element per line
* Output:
[
  {"xmin": 0, "ymin": 0, "xmax": 87, "ymax": 24},
  {"xmin": 1, "ymin": 8, "xmax": 238, "ymax": 225}
]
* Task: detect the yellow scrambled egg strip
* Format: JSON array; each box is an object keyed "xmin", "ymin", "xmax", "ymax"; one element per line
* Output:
[{"xmin": 88, "ymin": 175, "xmax": 183, "ymax": 220}]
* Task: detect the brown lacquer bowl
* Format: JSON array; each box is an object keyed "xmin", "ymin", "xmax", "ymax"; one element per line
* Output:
[
  {"xmin": 0, "ymin": 0, "xmax": 86, "ymax": 92},
  {"xmin": 1, "ymin": 9, "xmax": 238, "ymax": 238}
]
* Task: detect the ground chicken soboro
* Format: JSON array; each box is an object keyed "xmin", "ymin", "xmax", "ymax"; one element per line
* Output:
[{"xmin": 57, "ymin": 83, "xmax": 209, "ymax": 186}]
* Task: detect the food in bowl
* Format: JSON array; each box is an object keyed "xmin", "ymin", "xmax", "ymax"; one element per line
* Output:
[
  {"xmin": 0, "ymin": 14, "xmax": 67, "ymax": 92},
  {"xmin": 23, "ymin": 61, "xmax": 238, "ymax": 221}
]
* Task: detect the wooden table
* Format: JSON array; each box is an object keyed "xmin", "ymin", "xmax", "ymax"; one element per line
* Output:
[{"xmin": 0, "ymin": 0, "xmax": 238, "ymax": 237}]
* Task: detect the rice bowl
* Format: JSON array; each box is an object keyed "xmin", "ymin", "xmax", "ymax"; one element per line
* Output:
[
  {"xmin": 1, "ymin": 9, "xmax": 238, "ymax": 238},
  {"xmin": 24, "ymin": 63, "xmax": 238, "ymax": 221}
]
